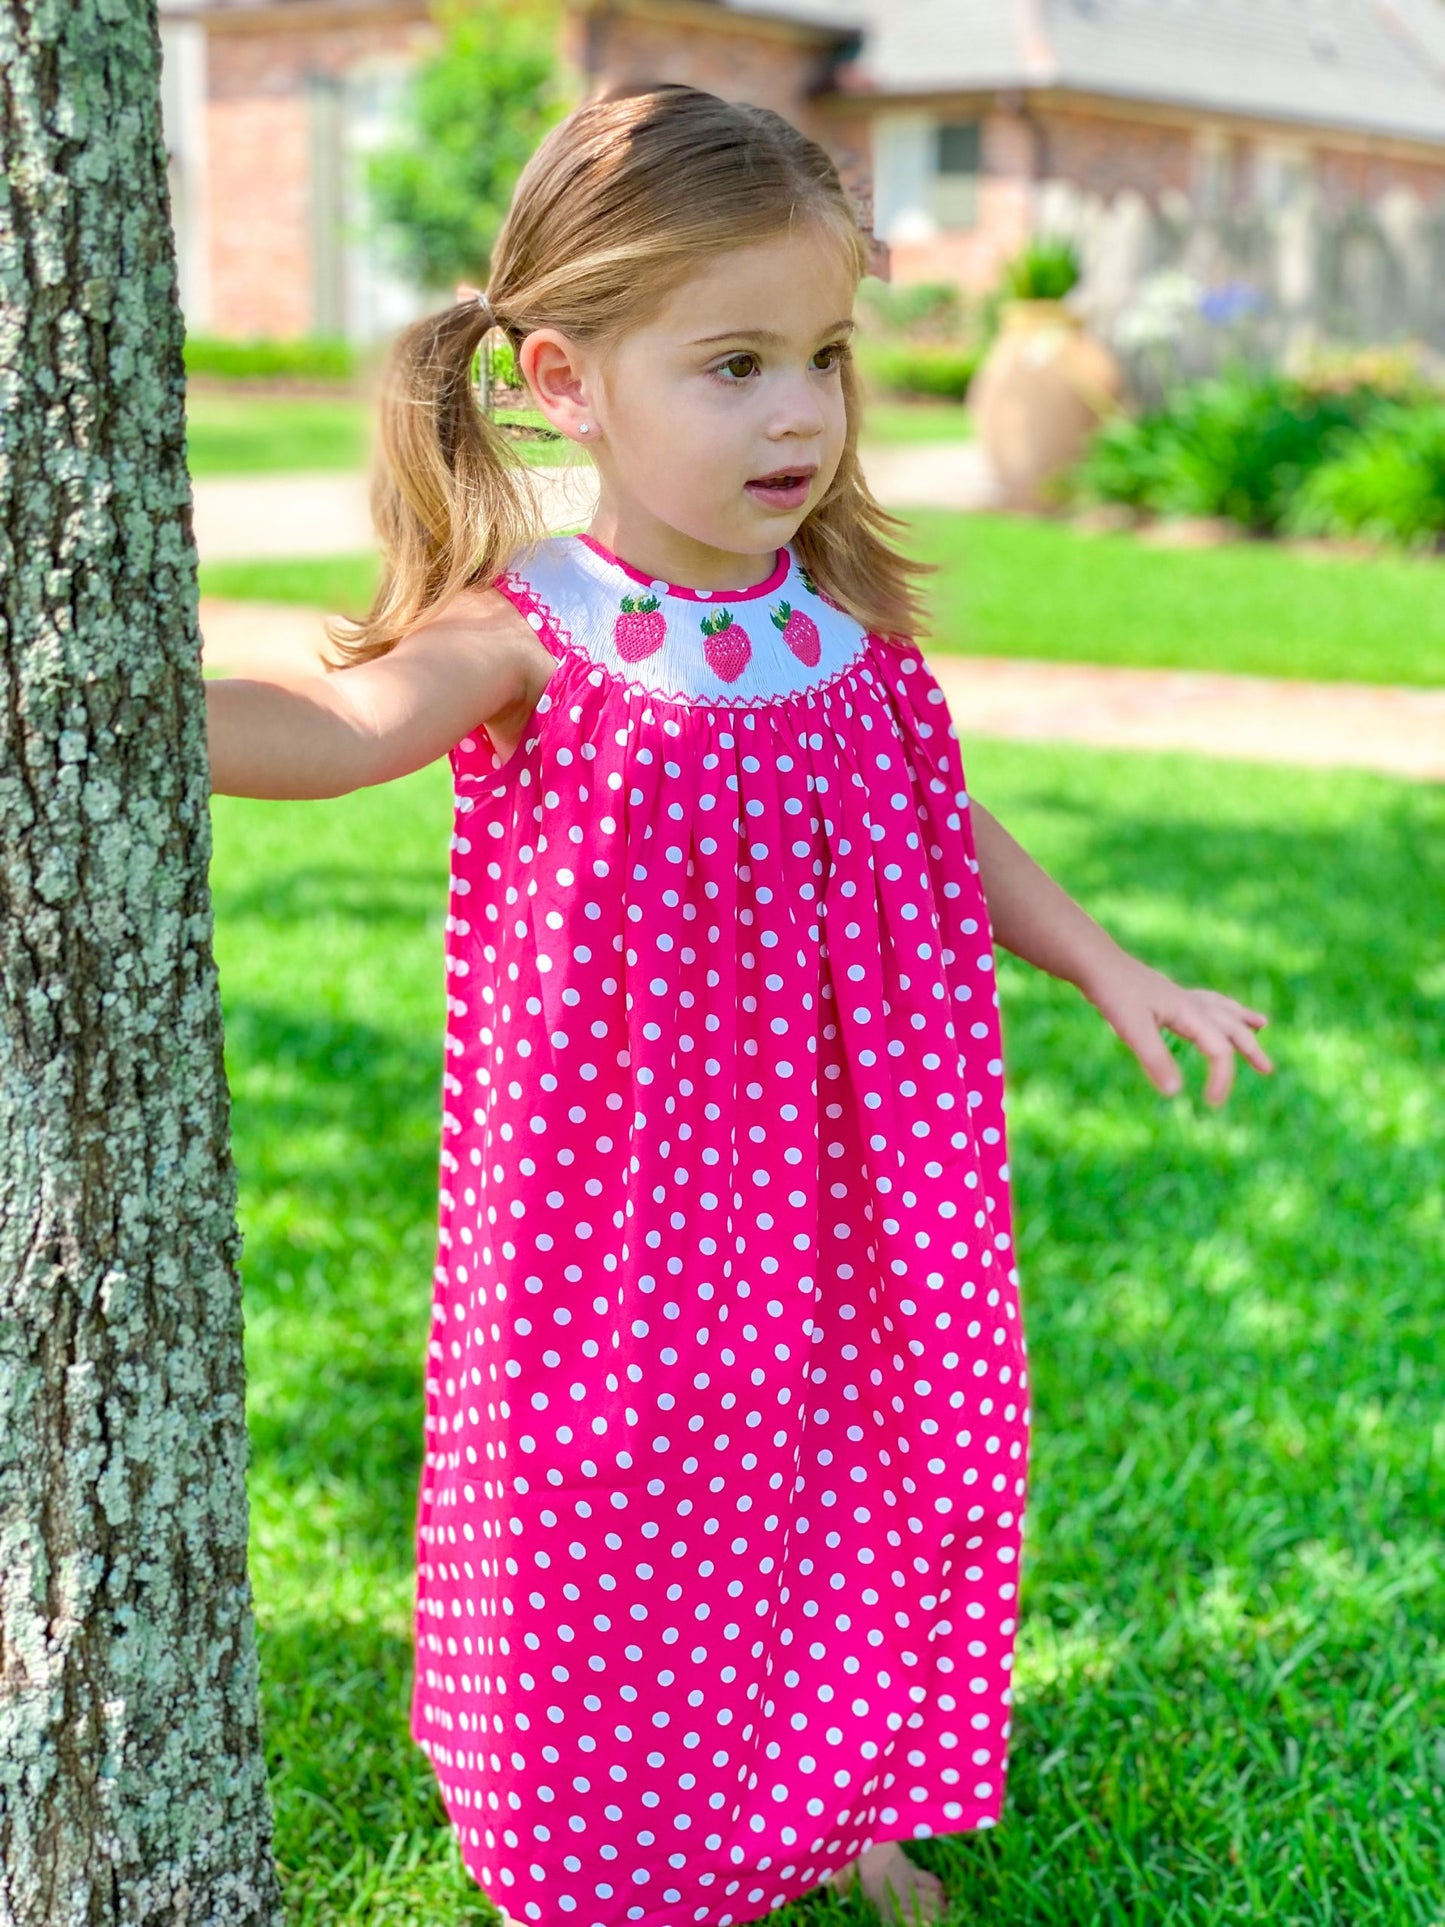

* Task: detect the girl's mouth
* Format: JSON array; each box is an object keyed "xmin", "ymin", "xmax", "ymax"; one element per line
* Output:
[{"xmin": 745, "ymin": 469, "xmax": 815, "ymax": 509}]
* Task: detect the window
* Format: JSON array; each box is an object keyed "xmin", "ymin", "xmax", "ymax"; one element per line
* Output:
[
  {"xmin": 1195, "ymin": 128, "xmax": 1234, "ymax": 216},
  {"xmin": 934, "ymin": 120, "xmax": 981, "ymax": 231},
  {"xmin": 1252, "ymin": 140, "xmax": 1312, "ymax": 212}
]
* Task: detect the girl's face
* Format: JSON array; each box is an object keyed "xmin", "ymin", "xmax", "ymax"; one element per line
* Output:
[{"xmin": 520, "ymin": 224, "xmax": 857, "ymax": 590}]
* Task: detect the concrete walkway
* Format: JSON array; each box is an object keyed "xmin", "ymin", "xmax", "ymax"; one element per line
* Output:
[{"xmin": 198, "ymin": 597, "xmax": 1445, "ymax": 783}]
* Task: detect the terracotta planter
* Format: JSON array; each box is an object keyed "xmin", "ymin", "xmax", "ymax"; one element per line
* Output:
[{"xmin": 967, "ymin": 298, "xmax": 1131, "ymax": 509}]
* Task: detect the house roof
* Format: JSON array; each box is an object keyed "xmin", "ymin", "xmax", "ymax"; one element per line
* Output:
[{"xmin": 712, "ymin": 0, "xmax": 1445, "ymax": 145}]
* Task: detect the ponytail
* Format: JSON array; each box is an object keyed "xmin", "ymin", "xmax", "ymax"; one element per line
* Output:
[{"xmin": 321, "ymin": 299, "xmax": 549, "ymax": 669}]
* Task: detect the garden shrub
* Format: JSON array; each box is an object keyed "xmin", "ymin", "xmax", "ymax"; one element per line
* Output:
[
  {"xmin": 1062, "ymin": 408, "xmax": 1178, "ymax": 512},
  {"xmin": 1281, "ymin": 403, "xmax": 1445, "ymax": 550},
  {"xmin": 853, "ymin": 277, "xmax": 989, "ymax": 401},
  {"xmin": 855, "ymin": 338, "xmax": 982, "ymax": 401},
  {"xmin": 183, "ymin": 335, "xmax": 359, "ymax": 383},
  {"xmin": 856, "ymin": 278, "xmax": 967, "ymax": 341},
  {"xmin": 1068, "ymin": 365, "xmax": 1394, "ymax": 532},
  {"xmin": 479, "ymin": 335, "xmax": 519, "ymax": 394}
]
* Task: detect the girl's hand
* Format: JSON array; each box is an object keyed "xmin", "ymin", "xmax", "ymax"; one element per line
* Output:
[{"xmin": 1077, "ymin": 948, "xmax": 1274, "ymax": 1108}]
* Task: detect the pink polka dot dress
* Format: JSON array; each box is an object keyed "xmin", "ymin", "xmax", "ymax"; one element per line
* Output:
[{"xmin": 413, "ymin": 529, "xmax": 1031, "ymax": 1927}]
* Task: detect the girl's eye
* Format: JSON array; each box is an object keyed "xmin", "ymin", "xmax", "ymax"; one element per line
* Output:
[{"xmin": 709, "ymin": 346, "xmax": 847, "ymax": 383}]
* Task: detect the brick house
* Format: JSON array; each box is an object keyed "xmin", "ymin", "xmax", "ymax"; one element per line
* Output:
[{"xmin": 159, "ymin": 0, "xmax": 1445, "ymax": 346}]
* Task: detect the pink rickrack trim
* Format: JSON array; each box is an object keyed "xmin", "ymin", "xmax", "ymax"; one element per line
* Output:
[
  {"xmin": 574, "ymin": 530, "xmax": 790, "ymax": 603},
  {"xmin": 492, "ymin": 568, "xmax": 916, "ymax": 715}
]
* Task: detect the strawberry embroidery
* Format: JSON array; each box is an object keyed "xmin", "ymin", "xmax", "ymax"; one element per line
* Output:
[
  {"xmin": 613, "ymin": 593, "xmax": 666, "ymax": 662},
  {"xmin": 770, "ymin": 599, "xmax": 821, "ymax": 667},
  {"xmin": 699, "ymin": 608, "xmax": 752, "ymax": 682}
]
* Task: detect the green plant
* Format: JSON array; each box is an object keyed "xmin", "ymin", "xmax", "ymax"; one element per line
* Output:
[
  {"xmin": 1282, "ymin": 403, "xmax": 1445, "ymax": 550},
  {"xmin": 364, "ymin": 0, "xmax": 570, "ymax": 293},
  {"xmin": 1000, "ymin": 235, "xmax": 1081, "ymax": 302},
  {"xmin": 1058, "ymin": 408, "xmax": 1178, "ymax": 513},
  {"xmin": 1068, "ymin": 365, "xmax": 1393, "ymax": 533},
  {"xmin": 485, "ymin": 336, "xmax": 519, "ymax": 390},
  {"xmin": 856, "ymin": 277, "xmax": 968, "ymax": 342},
  {"xmin": 183, "ymin": 335, "xmax": 359, "ymax": 383},
  {"xmin": 854, "ymin": 338, "xmax": 983, "ymax": 401}
]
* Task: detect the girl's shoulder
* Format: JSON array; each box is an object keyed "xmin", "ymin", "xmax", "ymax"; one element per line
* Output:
[
  {"xmin": 384, "ymin": 577, "xmax": 557, "ymax": 769},
  {"xmin": 399, "ymin": 577, "xmax": 551, "ymax": 683}
]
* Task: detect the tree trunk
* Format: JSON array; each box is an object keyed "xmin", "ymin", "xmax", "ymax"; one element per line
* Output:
[{"xmin": 0, "ymin": 3, "xmax": 283, "ymax": 1921}]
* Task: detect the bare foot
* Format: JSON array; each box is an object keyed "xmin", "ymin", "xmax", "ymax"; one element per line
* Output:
[{"xmin": 825, "ymin": 1839, "xmax": 947, "ymax": 1924}]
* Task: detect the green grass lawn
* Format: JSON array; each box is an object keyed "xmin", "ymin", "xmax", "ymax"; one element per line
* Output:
[
  {"xmin": 861, "ymin": 395, "xmax": 975, "ymax": 443},
  {"xmin": 213, "ymin": 742, "xmax": 1443, "ymax": 1925},
  {"xmin": 198, "ymin": 510, "xmax": 1445, "ymax": 689},
  {"xmin": 185, "ymin": 393, "xmax": 376, "ymax": 475},
  {"xmin": 911, "ymin": 511, "xmax": 1445, "ymax": 688},
  {"xmin": 184, "ymin": 391, "xmax": 590, "ymax": 476},
  {"xmin": 198, "ymin": 555, "xmax": 384, "ymax": 626}
]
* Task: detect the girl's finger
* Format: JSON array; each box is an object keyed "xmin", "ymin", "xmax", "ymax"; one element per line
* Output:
[
  {"xmin": 1202, "ymin": 1038, "xmax": 1236, "ymax": 1107},
  {"xmin": 1107, "ymin": 1007, "xmax": 1185, "ymax": 1097},
  {"xmin": 1189, "ymin": 988, "xmax": 1271, "ymax": 1031},
  {"xmin": 1229, "ymin": 1005, "xmax": 1270, "ymax": 1029},
  {"xmin": 1224, "ymin": 1020, "xmax": 1275, "ymax": 1075},
  {"xmin": 1163, "ymin": 1008, "xmax": 1237, "ymax": 1107},
  {"xmin": 1202, "ymin": 994, "xmax": 1263, "ymax": 1025},
  {"xmin": 1199, "ymin": 998, "xmax": 1275, "ymax": 1074}
]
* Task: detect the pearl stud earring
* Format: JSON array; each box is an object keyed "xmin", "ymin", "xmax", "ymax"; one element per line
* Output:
[{"xmin": 579, "ymin": 423, "xmax": 590, "ymax": 436}]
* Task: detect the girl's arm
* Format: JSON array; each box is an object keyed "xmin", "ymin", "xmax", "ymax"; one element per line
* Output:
[
  {"xmin": 969, "ymin": 799, "xmax": 1274, "ymax": 1109},
  {"xmin": 204, "ymin": 588, "xmax": 531, "ymax": 800}
]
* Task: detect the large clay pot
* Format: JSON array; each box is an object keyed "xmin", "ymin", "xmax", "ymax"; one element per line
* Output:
[{"xmin": 968, "ymin": 298, "xmax": 1131, "ymax": 510}]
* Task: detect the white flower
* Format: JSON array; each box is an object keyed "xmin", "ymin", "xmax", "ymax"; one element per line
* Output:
[{"xmin": 1114, "ymin": 268, "xmax": 1203, "ymax": 348}]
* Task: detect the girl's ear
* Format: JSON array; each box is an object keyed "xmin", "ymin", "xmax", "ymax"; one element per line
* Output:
[{"xmin": 519, "ymin": 330, "xmax": 596, "ymax": 444}]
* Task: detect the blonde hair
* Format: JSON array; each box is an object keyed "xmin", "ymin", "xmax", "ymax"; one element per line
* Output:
[{"xmin": 323, "ymin": 81, "xmax": 936, "ymax": 669}]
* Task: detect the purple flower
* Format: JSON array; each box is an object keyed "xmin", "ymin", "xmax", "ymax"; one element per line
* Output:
[{"xmin": 1198, "ymin": 280, "xmax": 1269, "ymax": 325}]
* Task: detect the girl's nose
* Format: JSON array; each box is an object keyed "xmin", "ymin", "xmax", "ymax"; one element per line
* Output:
[{"xmin": 771, "ymin": 376, "xmax": 828, "ymax": 439}]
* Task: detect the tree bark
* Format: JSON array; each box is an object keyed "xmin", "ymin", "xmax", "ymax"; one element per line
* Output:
[{"xmin": 0, "ymin": 3, "xmax": 283, "ymax": 1921}]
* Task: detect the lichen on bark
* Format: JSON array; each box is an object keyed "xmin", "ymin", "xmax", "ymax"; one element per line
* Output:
[{"xmin": 0, "ymin": 3, "xmax": 283, "ymax": 1920}]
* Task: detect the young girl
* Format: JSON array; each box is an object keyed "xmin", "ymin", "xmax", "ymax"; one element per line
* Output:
[{"xmin": 207, "ymin": 81, "xmax": 1272, "ymax": 1927}]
